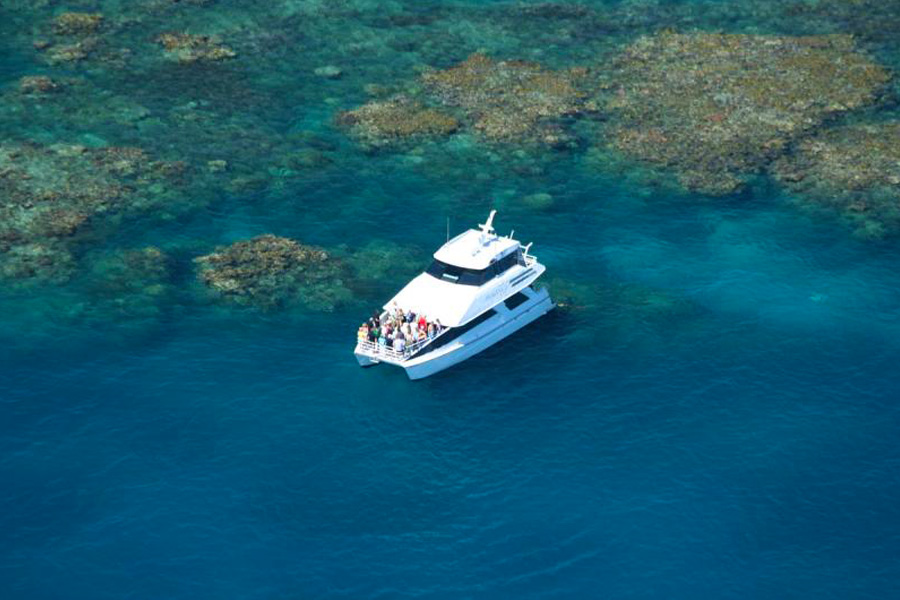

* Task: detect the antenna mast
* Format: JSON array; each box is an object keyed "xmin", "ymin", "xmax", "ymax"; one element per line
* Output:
[{"xmin": 478, "ymin": 209, "xmax": 497, "ymax": 234}]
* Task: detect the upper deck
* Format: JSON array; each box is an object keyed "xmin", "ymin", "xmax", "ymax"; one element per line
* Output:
[{"xmin": 433, "ymin": 229, "xmax": 519, "ymax": 271}]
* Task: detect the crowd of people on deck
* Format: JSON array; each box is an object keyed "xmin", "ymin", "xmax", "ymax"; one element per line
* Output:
[{"xmin": 357, "ymin": 303, "xmax": 444, "ymax": 355}]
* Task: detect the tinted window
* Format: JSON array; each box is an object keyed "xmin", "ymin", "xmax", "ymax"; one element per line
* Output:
[
  {"xmin": 426, "ymin": 253, "xmax": 520, "ymax": 286},
  {"xmin": 427, "ymin": 309, "xmax": 497, "ymax": 351},
  {"xmin": 426, "ymin": 259, "xmax": 464, "ymax": 283},
  {"xmin": 427, "ymin": 259, "xmax": 489, "ymax": 286},
  {"xmin": 504, "ymin": 292, "xmax": 530, "ymax": 311},
  {"xmin": 458, "ymin": 267, "xmax": 489, "ymax": 286},
  {"xmin": 493, "ymin": 252, "xmax": 518, "ymax": 276}
]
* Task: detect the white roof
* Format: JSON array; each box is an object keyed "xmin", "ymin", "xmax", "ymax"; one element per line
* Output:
[
  {"xmin": 433, "ymin": 229, "xmax": 519, "ymax": 270},
  {"xmin": 385, "ymin": 272, "xmax": 483, "ymax": 327}
]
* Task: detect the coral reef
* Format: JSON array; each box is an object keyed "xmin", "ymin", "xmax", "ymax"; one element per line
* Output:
[
  {"xmin": 82, "ymin": 246, "xmax": 175, "ymax": 320},
  {"xmin": 603, "ymin": 33, "xmax": 890, "ymax": 195},
  {"xmin": 773, "ymin": 121, "xmax": 900, "ymax": 237},
  {"xmin": 156, "ymin": 32, "xmax": 237, "ymax": 63},
  {"xmin": 546, "ymin": 276, "xmax": 703, "ymax": 350},
  {"xmin": 2, "ymin": 76, "xmax": 152, "ymax": 134},
  {"xmin": 339, "ymin": 53, "xmax": 591, "ymax": 149},
  {"xmin": 2, "ymin": 0, "xmax": 899, "ymax": 325},
  {"xmin": 52, "ymin": 13, "xmax": 104, "ymax": 36},
  {"xmin": 0, "ymin": 143, "xmax": 188, "ymax": 283},
  {"xmin": 338, "ymin": 239, "xmax": 425, "ymax": 300},
  {"xmin": 0, "ymin": 242, "xmax": 76, "ymax": 284},
  {"xmin": 520, "ymin": 192, "xmax": 555, "ymax": 211},
  {"xmin": 0, "ymin": 246, "xmax": 178, "ymax": 344},
  {"xmin": 18, "ymin": 75, "xmax": 58, "ymax": 94},
  {"xmin": 549, "ymin": 277, "xmax": 695, "ymax": 319},
  {"xmin": 423, "ymin": 53, "xmax": 590, "ymax": 142},
  {"xmin": 336, "ymin": 96, "xmax": 459, "ymax": 148},
  {"xmin": 34, "ymin": 12, "xmax": 108, "ymax": 65},
  {"xmin": 194, "ymin": 235, "xmax": 352, "ymax": 310},
  {"xmin": 44, "ymin": 40, "xmax": 95, "ymax": 64}
]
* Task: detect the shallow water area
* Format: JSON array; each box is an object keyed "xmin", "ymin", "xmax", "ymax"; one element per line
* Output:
[{"xmin": 3, "ymin": 0, "xmax": 900, "ymax": 598}]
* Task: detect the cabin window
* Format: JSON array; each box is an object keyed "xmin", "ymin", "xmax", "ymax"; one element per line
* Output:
[
  {"xmin": 491, "ymin": 252, "xmax": 518, "ymax": 277},
  {"xmin": 426, "ymin": 259, "xmax": 490, "ymax": 286},
  {"xmin": 516, "ymin": 248, "xmax": 527, "ymax": 266},
  {"xmin": 428, "ymin": 309, "xmax": 497, "ymax": 350},
  {"xmin": 426, "ymin": 259, "xmax": 465, "ymax": 283},
  {"xmin": 426, "ymin": 252, "xmax": 520, "ymax": 286},
  {"xmin": 503, "ymin": 292, "xmax": 530, "ymax": 311}
]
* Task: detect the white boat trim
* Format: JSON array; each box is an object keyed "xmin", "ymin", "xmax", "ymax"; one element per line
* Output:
[{"xmin": 402, "ymin": 286, "xmax": 554, "ymax": 380}]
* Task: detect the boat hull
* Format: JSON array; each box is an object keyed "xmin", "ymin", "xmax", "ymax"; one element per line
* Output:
[
  {"xmin": 402, "ymin": 286, "xmax": 554, "ymax": 380},
  {"xmin": 354, "ymin": 352, "xmax": 380, "ymax": 367}
]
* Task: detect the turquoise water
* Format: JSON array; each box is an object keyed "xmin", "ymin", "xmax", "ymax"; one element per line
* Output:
[{"xmin": 3, "ymin": 1, "xmax": 900, "ymax": 597}]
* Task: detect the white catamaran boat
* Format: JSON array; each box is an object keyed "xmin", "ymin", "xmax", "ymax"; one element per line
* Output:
[{"xmin": 354, "ymin": 210, "xmax": 554, "ymax": 380}]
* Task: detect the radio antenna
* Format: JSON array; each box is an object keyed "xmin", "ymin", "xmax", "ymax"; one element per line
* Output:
[{"xmin": 446, "ymin": 217, "xmax": 450, "ymax": 242}]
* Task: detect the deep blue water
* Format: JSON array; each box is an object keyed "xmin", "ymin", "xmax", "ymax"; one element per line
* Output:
[
  {"xmin": 3, "ymin": 173, "xmax": 900, "ymax": 598},
  {"xmin": 3, "ymin": 0, "xmax": 900, "ymax": 598}
]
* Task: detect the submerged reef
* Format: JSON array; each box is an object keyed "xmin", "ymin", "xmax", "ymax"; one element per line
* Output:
[
  {"xmin": 81, "ymin": 246, "xmax": 176, "ymax": 322},
  {"xmin": 42, "ymin": 38, "xmax": 96, "ymax": 65},
  {"xmin": 546, "ymin": 276, "xmax": 702, "ymax": 350},
  {"xmin": 156, "ymin": 32, "xmax": 237, "ymax": 64},
  {"xmin": 18, "ymin": 75, "xmax": 59, "ymax": 95},
  {"xmin": 773, "ymin": 122, "xmax": 900, "ymax": 238},
  {"xmin": 3, "ymin": 76, "xmax": 152, "ymax": 133},
  {"xmin": 785, "ymin": 0, "xmax": 900, "ymax": 48},
  {"xmin": 339, "ymin": 53, "xmax": 591, "ymax": 149},
  {"xmin": 0, "ymin": 242, "xmax": 76, "ymax": 284},
  {"xmin": 0, "ymin": 245, "xmax": 179, "ymax": 348},
  {"xmin": 0, "ymin": 143, "xmax": 189, "ymax": 284},
  {"xmin": 52, "ymin": 13, "xmax": 104, "ymax": 36},
  {"xmin": 338, "ymin": 239, "xmax": 426, "ymax": 301},
  {"xmin": 550, "ymin": 277, "xmax": 697, "ymax": 321},
  {"xmin": 35, "ymin": 12, "xmax": 107, "ymax": 65},
  {"xmin": 194, "ymin": 235, "xmax": 352, "ymax": 311},
  {"xmin": 423, "ymin": 53, "xmax": 590, "ymax": 143},
  {"xmin": 336, "ymin": 96, "xmax": 459, "ymax": 148},
  {"xmin": 603, "ymin": 33, "xmax": 890, "ymax": 195}
]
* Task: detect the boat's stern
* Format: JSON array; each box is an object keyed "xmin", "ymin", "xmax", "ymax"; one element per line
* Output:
[{"xmin": 354, "ymin": 343, "xmax": 380, "ymax": 367}]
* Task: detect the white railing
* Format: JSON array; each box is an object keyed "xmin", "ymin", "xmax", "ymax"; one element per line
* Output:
[{"xmin": 354, "ymin": 327, "xmax": 449, "ymax": 363}]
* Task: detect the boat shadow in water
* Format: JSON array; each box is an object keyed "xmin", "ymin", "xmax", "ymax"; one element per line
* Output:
[{"xmin": 419, "ymin": 305, "xmax": 570, "ymax": 382}]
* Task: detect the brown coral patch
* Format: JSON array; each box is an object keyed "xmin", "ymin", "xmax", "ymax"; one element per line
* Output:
[
  {"xmin": 52, "ymin": 13, "xmax": 104, "ymax": 36},
  {"xmin": 0, "ymin": 242, "xmax": 76, "ymax": 283},
  {"xmin": 19, "ymin": 75, "xmax": 59, "ymax": 94},
  {"xmin": 194, "ymin": 235, "xmax": 352, "ymax": 310},
  {"xmin": 0, "ymin": 143, "xmax": 190, "ymax": 282},
  {"xmin": 156, "ymin": 32, "xmax": 237, "ymax": 63},
  {"xmin": 45, "ymin": 41, "xmax": 95, "ymax": 64},
  {"xmin": 423, "ymin": 53, "xmax": 588, "ymax": 142},
  {"xmin": 604, "ymin": 32, "xmax": 890, "ymax": 195},
  {"xmin": 336, "ymin": 96, "xmax": 459, "ymax": 147},
  {"xmin": 772, "ymin": 122, "xmax": 900, "ymax": 237}
]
